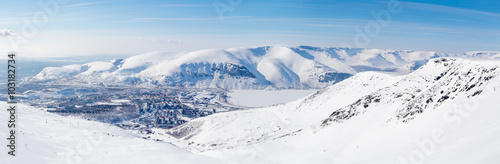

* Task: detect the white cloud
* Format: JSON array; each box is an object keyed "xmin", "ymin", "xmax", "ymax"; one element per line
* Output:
[{"xmin": 0, "ymin": 29, "xmax": 16, "ymax": 37}]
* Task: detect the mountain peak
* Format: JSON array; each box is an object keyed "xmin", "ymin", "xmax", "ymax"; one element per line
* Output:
[{"xmin": 27, "ymin": 46, "xmax": 500, "ymax": 89}]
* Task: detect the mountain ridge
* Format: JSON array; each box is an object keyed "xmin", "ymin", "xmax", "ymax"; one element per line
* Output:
[{"xmin": 27, "ymin": 46, "xmax": 499, "ymax": 89}]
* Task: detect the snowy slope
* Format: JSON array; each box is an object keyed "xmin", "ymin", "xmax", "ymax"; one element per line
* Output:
[
  {"xmin": 0, "ymin": 103, "xmax": 221, "ymax": 164},
  {"xmin": 163, "ymin": 71, "xmax": 402, "ymax": 152},
  {"xmin": 156, "ymin": 57, "xmax": 500, "ymax": 163},
  {"xmin": 28, "ymin": 46, "xmax": 493, "ymax": 89},
  {"xmin": 7, "ymin": 57, "xmax": 500, "ymax": 164}
]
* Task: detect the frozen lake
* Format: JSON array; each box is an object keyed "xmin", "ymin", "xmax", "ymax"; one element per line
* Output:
[{"xmin": 228, "ymin": 89, "xmax": 319, "ymax": 107}]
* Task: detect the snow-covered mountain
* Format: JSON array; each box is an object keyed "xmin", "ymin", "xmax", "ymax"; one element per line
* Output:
[
  {"xmin": 28, "ymin": 46, "xmax": 488, "ymax": 89},
  {"xmin": 6, "ymin": 57, "xmax": 500, "ymax": 163},
  {"xmin": 151, "ymin": 57, "xmax": 500, "ymax": 163},
  {"xmin": 463, "ymin": 51, "xmax": 500, "ymax": 59}
]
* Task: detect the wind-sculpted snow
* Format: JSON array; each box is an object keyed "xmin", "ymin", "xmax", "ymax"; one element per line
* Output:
[{"xmin": 28, "ymin": 46, "xmax": 497, "ymax": 89}]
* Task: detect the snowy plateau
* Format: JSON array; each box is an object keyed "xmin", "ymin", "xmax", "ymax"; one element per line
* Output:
[{"xmin": 4, "ymin": 46, "xmax": 500, "ymax": 164}]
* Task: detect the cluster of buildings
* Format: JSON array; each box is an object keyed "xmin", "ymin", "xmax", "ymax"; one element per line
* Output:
[{"xmin": 25, "ymin": 86, "xmax": 237, "ymax": 129}]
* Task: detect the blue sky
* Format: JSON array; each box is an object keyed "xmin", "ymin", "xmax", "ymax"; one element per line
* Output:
[{"xmin": 1, "ymin": 0, "xmax": 499, "ymax": 57}]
